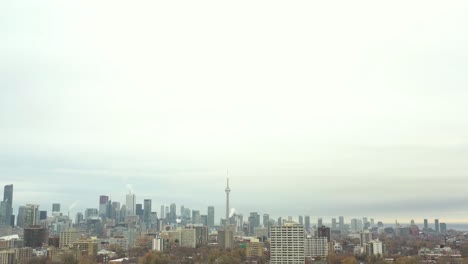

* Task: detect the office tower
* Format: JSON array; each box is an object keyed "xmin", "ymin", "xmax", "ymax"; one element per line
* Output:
[
  {"xmin": 339, "ymin": 216, "xmax": 344, "ymax": 229},
  {"xmin": 160, "ymin": 205, "xmax": 165, "ymax": 219},
  {"xmin": 106, "ymin": 199, "xmax": 112, "ymax": 219},
  {"xmin": 126, "ymin": 192, "xmax": 136, "ymax": 216},
  {"xmin": 170, "ymin": 203, "xmax": 176, "ymax": 224},
  {"xmin": 317, "ymin": 218, "xmax": 323, "ymax": 227},
  {"xmin": 75, "ymin": 212, "xmax": 84, "ymax": 225},
  {"xmin": 440, "ymin": 223, "xmax": 447, "ymax": 233},
  {"xmin": 263, "ymin": 214, "xmax": 270, "ymax": 227},
  {"xmin": 99, "ymin": 195, "xmax": 109, "ymax": 218},
  {"xmin": 52, "ymin": 203, "xmax": 61, "ymax": 213},
  {"xmin": 249, "ymin": 212, "xmax": 260, "ymax": 228},
  {"xmin": 0, "ymin": 201, "xmax": 7, "ymax": 226},
  {"xmin": 332, "ymin": 218, "xmax": 337, "ymax": 229},
  {"xmin": 270, "ymin": 222, "xmax": 305, "ymax": 264},
  {"xmin": 24, "ymin": 204, "xmax": 40, "ymax": 227},
  {"xmin": 208, "ymin": 206, "xmax": 215, "ymax": 226},
  {"xmin": 17, "ymin": 206, "xmax": 26, "ymax": 227},
  {"xmin": 180, "ymin": 205, "xmax": 185, "ymax": 217},
  {"xmin": 85, "ymin": 208, "xmax": 98, "ymax": 219},
  {"xmin": 165, "ymin": 206, "xmax": 169, "ymax": 217},
  {"xmin": 111, "ymin": 202, "xmax": 120, "ymax": 220},
  {"xmin": 24, "ymin": 226, "xmax": 48, "ymax": 247},
  {"xmin": 277, "ymin": 217, "xmax": 282, "ymax": 226},
  {"xmin": 351, "ymin": 219, "xmax": 363, "ymax": 232},
  {"xmin": 184, "ymin": 208, "xmax": 191, "ymax": 220},
  {"xmin": 299, "ymin": 216, "xmax": 303, "ymax": 225},
  {"xmin": 3, "ymin": 184, "xmax": 13, "ymax": 226},
  {"xmin": 317, "ymin": 226, "xmax": 331, "ymax": 242},
  {"xmin": 119, "ymin": 205, "xmax": 127, "ymax": 222},
  {"xmin": 304, "ymin": 216, "xmax": 310, "ymax": 231},
  {"xmin": 370, "ymin": 219, "xmax": 375, "ymax": 227},
  {"xmin": 363, "ymin": 217, "xmax": 370, "ymax": 229},
  {"xmin": 192, "ymin": 210, "xmax": 201, "ymax": 225},
  {"xmin": 201, "ymin": 215, "xmax": 208, "ymax": 226},
  {"xmin": 39, "ymin": 211, "xmax": 47, "ymax": 220},
  {"xmin": 144, "ymin": 199, "xmax": 152, "ymax": 225},
  {"xmin": 125, "ymin": 191, "xmax": 136, "ymax": 216},
  {"xmin": 424, "ymin": 219, "xmax": 428, "ymax": 229},
  {"xmin": 288, "ymin": 216, "xmax": 293, "ymax": 221},
  {"xmin": 225, "ymin": 178, "xmax": 230, "ymax": 225},
  {"xmin": 248, "ymin": 215, "xmax": 256, "ymax": 235},
  {"xmin": 435, "ymin": 219, "xmax": 440, "ymax": 233},
  {"xmin": 135, "ymin": 204, "xmax": 143, "ymax": 217}
]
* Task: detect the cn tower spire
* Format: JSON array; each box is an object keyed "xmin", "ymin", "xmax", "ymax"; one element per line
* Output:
[{"xmin": 225, "ymin": 172, "xmax": 231, "ymax": 226}]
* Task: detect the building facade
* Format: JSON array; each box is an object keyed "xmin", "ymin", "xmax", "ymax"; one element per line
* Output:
[{"xmin": 270, "ymin": 223, "xmax": 305, "ymax": 264}]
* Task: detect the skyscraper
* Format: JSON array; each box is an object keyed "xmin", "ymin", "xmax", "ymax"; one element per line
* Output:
[
  {"xmin": 440, "ymin": 223, "xmax": 447, "ymax": 233},
  {"xmin": 351, "ymin": 218, "xmax": 363, "ymax": 232},
  {"xmin": 160, "ymin": 205, "xmax": 165, "ymax": 219},
  {"xmin": 263, "ymin": 214, "xmax": 270, "ymax": 227},
  {"xmin": 136, "ymin": 204, "xmax": 143, "ymax": 217},
  {"xmin": 423, "ymin": 219, "xmax": 428, "ymax": 229},
  {"xmin": 435, "ymin": 219, "xmax": 440, "ymax": 233},
  {"xmin": 208, "ymin": 206, "xmax": 215, "ymax": 226},
  {"xmin": 17, "ymin": 206, "xmax": 26, "ymax": 227},
  {"xmin": 75, "ymin": 212, "xmax": 84, "ymax": 225},
  {"xmin": 24, "ymin": 204, "xmax": 39, "ymax": 227},
  {"xmin": 317, "ymin": 218, "xmax": 323, "ymax": 227},
  {"xmin": 169, "ymin": 203, "xmax": 176, "ymax": 224},
  {"xmin": 144, "ymin": 199, "xmax": 152, "ymax": 226},
  {"xmin": 99, "ymin": 195, "xmax": 109, "ymax": 218},
  {"xmin": 192, "ymin": 210, "xmax": 201, "ymax": 225},
  {"xmin": 126, "ymin": 192, "xmax": 136, "ymax": 216},
  {"xmin": 225, "ymin": 178, "xmax": 230, "ymax": 225},
  {"xmin": 304, "ymin": 216, "xmax": 310, "ymax": 231},
  {"xmin": 332, "ymin": 218, "xmax": 337, "ymax": 229},
  {"xmin": 298, "ymin": 216, "xmax": 303, "ymax": 225},
  {"xmin": 3, "ymin": 184, "xmax": 13, "ymax": 226},
  {"xmin": 52, "ymin": 203, "xmax": 60, "ymax": 213},
  {"xmin": 339, "ymin": 216, "xmax": 344, "ymax": 229}
]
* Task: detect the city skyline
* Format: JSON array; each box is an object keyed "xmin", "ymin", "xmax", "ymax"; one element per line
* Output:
[
  {"xmin": 0, "ymin": 183, "xmax": 463, "ymax": 226},
  {"xmin": 2, "ymin": 0, "xmax": 468, "ymax": 223}
]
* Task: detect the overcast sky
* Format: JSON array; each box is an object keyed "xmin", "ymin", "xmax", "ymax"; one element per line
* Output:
[{"xmin": 1, "ymin": 0, "xmax": 468, "ymax": 224}]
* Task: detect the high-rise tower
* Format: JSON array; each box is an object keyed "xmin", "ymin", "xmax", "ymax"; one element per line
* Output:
[
  {"xmin": 3, "ymin": 184, "xmax": 13, "ymax": 226},
  {"xmin": 225, "ymin": 178, "xmax": 230, "ymax": 225}
]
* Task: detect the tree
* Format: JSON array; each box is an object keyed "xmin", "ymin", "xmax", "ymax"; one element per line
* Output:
[
  {"xmin": 60, "ymin": 252, "xmax": 79, "ymax": 264},
  {"xmin": 139, "ymin": 251, "xmax": 171, "ymax": 264},
  {"xmin": 27, "ymin": 257, "xmax": 51, "ymax": 264},
  {"xmin": 341, "ymin": 256, "xmax": 357, "ymax": 264}
]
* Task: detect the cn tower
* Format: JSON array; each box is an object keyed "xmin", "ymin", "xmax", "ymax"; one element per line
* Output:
[{"xmin": 225, "ymin": 178, "xmax": 230, "ymax": 225}]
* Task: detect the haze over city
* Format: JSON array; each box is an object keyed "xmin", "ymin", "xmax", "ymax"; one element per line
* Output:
[{"xmin": 2, "ymin": 0, "xmax": 468, "ymax": 223}]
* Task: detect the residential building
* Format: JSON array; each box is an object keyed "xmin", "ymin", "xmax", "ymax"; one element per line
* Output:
[
  {"xmin": 270, "ymin": 222, "xmax": 305, "ymax": 264},
  {"xmin": 304, "ymin": 236, "xmax": 328, "ymax": 258}
]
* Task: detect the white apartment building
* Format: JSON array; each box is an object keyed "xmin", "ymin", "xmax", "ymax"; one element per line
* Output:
[{"xmin": 270, "ymin": 222, "xmax": 305, "ymax": 264}]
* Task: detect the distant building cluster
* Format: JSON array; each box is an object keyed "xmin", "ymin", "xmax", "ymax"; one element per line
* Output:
[{"xmin": 0, "ymin": 183, "xmax": 458, "ymax": 264}]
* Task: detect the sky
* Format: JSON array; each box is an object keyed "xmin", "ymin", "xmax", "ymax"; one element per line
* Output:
[{"xmin": 1, "ymin": 0, "xmax": 468, "ymax": 224}]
